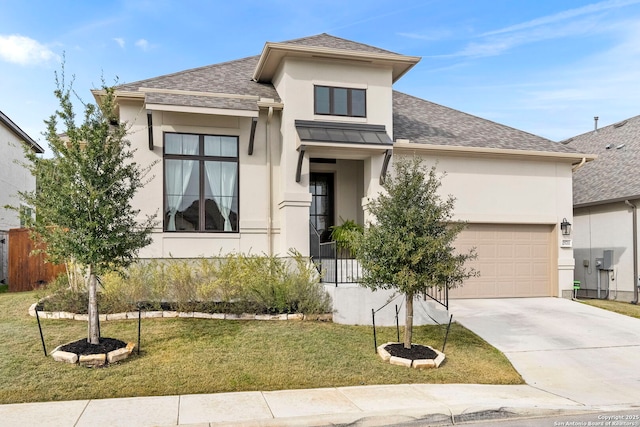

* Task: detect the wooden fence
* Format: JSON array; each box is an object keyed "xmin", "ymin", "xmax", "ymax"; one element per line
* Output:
[{"xmin": 8, "ymin": 228, "xmax": 65, "ymax": 292}]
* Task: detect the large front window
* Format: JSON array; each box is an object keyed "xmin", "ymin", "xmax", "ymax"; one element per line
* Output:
[
  {"xmin": 164, "ymin": 133, "xmax": 239, "ymax": 232},
  {"xmin": 314, "ymin": 86, "xmax": 366, "ymax": 117}
]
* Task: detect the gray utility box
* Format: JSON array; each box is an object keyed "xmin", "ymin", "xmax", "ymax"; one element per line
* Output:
[{"xmin": 598, "ymin": 250, "xmax": 614, "ymax": 270}]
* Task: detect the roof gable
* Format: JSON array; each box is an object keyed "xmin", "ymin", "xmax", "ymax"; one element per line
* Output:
[
  {"xmin": 280, "ymin": 33, "xmax": 400, "ymax": 55},
  {"xmin": 566, "ymin": 115, "xmax": 640, "ymax": 206}
]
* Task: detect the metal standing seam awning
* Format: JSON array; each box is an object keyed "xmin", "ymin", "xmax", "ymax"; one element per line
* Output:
[{"xmin": 294, "ymin": 120, "xmax": 393, "ymax": 183}]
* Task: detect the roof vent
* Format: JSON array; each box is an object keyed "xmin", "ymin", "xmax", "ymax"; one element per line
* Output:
[
  {"xmin": 605, "ymin": 144, "xmax": 612, "ymax": 149},
  {"xmin": 594, "ymin": 116, "xmax": 599, "ymax": 133},
  {"xmin": 617, "ymin": 144, "xmax": 625, "ymax": 149},
  {"xmin": 614, "ymin": 120, "xmax": 628, "ymax": 128}
]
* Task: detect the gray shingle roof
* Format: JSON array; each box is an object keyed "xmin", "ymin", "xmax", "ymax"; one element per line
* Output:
[
  {"xmin": 280, "ymin": 33, "xmax": 400, "ymax": 55},
  {"xmin": 565, "ymin": 115, "xmax": 640, "ymax": 206},
  {"xmin": 393, "ymin": 91, "xmax": 579, "ymax": 153},
  {"xmin": 115, "ymin": 34, "xmax": 589, "ymax": 157},
  {"xmin": 117, "ymin": 56, "xmax": 279, "ymax": 111}
]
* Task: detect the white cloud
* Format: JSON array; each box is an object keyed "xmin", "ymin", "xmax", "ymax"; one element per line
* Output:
[
  {"xmin": 482, "ymin": 0, "xmax": 640, "ymax": 37},
  {"xmin": 0, "ymin": 34, "xmax": 58, "ymax": 65},
  {"xmin": 135, "ymin": 38, "xmax": 149, "ymax": 51},
  {"xmin": 437, "ymin": 0, "xmax": 640, "ymax": 59},
  {"xmin": 114, "ymin": 37, "xmax": 125, "ymax": 48}
]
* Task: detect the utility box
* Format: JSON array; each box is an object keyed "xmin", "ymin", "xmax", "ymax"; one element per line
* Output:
[{"xmin": 602, "ymin": 250, "xmax": 614, "ymax": 270}]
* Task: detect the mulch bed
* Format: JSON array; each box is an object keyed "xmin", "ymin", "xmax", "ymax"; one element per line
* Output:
[
  {"xmin": 384, "ymin": 343, "xmax": 438, "ymax": 360},
  {"xmin": 59, "ymin": 337, "xmax": 126, "ymax": 356}
]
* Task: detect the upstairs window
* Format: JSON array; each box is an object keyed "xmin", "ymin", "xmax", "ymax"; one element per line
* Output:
[
  {"xmin": 314, "ymin": 86, "xmax": 366, "ymax": 118},
  {"xmin": 164, "ymin": 133, "xmax": 239, "ymax": 232}
]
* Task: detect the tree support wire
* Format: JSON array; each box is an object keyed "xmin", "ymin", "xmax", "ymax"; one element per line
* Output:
[
  {"xmin": 371, "ymin": 308, "xmax": 377, "ymax": 354},
  {"xmin": 35, "ymin": 308, "xmax": 47, "ymax": 357},
  {"xmin": 137, "ymin": 306, "xmax": 142, "ymax": 355},
  {"xmin": 442, "ymin": 314, "xmax": 453, "ymax": 353}
]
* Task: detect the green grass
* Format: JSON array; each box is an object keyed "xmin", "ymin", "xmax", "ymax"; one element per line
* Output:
[
  {"xmin": 0, "ymin": 291, "xmax": 522, "ymax": 404},
  {"xmin": 0, "ymin": 283, "xmax": 7, "ymax": 293},
  {"xmin": 579, "ymin": 298, "xmax": 640, "ymax": 319}
]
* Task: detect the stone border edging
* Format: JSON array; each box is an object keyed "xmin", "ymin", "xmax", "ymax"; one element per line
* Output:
[
  {"xmin": 28, "ymin": 302, "xmax": 332, "ymax": 322},
  {"xmin": 377, "ymin": 342, "xmax": 446, "ymax": 369}
]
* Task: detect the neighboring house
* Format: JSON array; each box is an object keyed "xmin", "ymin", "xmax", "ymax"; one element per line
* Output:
[
  {"xmin": 97, "ymin": 34, "xmax": 591, "ymax": 322},
  {"xmin": 0, "ymin": 110, "xmax": 44, "ymax": 284},
  {"xmin": 566, "ymin": 116, "xmax": 640, "ymax": 303}
]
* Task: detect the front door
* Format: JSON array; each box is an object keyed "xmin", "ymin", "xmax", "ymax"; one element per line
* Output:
[{"xmin": 309, "ymin": 173, "xmax": 335, "ymax": 243}]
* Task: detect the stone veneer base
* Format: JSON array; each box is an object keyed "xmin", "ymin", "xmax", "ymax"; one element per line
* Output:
[{"xmin": 29, "ymin": 302, "xmax": 332, "ymax": 322}]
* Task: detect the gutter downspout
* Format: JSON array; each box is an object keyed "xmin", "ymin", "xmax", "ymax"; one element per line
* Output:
[
  {"xmin": 572, "ymin": 157, "xmax": 587, "ymax": 172},
  {"xmin": 625, "ymin": 200, "xmax": 639, "ymax": 304},
  {"xmin": 266, "ymin": 106, "xmax": 274, "ymax": 257}
]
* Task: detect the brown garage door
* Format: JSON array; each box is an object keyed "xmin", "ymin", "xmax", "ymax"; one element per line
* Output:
[{"xmin": 450, "ymin": 224, "xmax": 555, "ymax": 298}]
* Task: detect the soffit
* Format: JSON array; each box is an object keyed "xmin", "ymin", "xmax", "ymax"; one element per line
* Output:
[{"xmin": 254, "ymin": 43, "xmax": 420, "ymax": 84}]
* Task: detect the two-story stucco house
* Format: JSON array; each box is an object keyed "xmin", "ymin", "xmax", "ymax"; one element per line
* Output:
[
  {"xmin": 98, "ymin": 34, "xmax": 591, "ymax": 322},
  {"xmin": 0, "ymin": 110, "xmax": 44, "ymax": 284}
]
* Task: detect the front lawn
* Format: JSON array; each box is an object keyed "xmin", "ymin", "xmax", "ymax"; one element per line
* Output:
[
  {"xmin": 0, "ymin": 291, "xmax": 522, "ymax": 404},
  {"xmin": 579, "ymin": 298, "xmax": 640, "ymax": 319}
]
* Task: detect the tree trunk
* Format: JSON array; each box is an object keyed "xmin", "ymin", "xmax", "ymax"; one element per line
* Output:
[
  {"xmin": 87, "ymin": 264, "xmax": 100, "ymax": 345},
  {"xmin": 404, "ymin": 292, "xmax": 413, "ymax": 349}
]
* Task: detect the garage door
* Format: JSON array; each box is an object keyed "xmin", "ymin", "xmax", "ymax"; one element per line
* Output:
[{"xmin": 449, "ymin": 224, "xmax": 555, "ymax": 298}]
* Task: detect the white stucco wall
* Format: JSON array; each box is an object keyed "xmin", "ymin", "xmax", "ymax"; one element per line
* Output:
[{"xmin": 573, "ymin": 202, "xmax": 637, "ymax": 301}]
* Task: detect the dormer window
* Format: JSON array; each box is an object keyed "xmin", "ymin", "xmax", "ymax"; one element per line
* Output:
[{"xmin": 314, "ymin": 86, "xmax": 366, "ymax": 118}]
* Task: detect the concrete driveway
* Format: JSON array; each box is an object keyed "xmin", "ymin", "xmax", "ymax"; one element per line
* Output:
[{"xmin": 450, "ymin": 297, "xmax": 640, "ymax": 407}]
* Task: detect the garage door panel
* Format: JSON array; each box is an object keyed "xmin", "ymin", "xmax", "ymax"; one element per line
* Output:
[{"xmin": 450, "ymin": 224, "xmax": 554, "ymax": 299}]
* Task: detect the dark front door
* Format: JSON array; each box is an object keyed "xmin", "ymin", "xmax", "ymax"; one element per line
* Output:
[{"xmin": 309, "ymin": 173, "xmax": 335, "ymax": 243}]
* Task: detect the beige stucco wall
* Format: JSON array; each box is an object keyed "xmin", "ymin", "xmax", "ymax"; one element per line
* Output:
[
  {"xmin": 119, "ymin": 100, "xmax": 282, "ymax": 258},
  {"xmin": 271, "ymin": 57, "xmax": 394, "ymax": 254},
  {"xmin": 0, "ymin": 125, "xmax": 36, "ymax": 231},
  {"xmin": 391, "ymin": 151, "xmax": 576, "ymax": 296},
  {"xmin": 573, "ymin": 202, "xmax": 637, "ymax": 301}
]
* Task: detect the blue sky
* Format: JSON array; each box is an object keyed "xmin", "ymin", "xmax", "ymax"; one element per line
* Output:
[{"xmin": 2, "ymin": 0, "xmax": 640, "ymax": 152}]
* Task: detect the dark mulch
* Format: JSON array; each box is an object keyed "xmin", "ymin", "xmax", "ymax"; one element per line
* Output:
[
  {"xmin": 59, "ymin": 337, "xmax": 126, "ymax": 356},
  {"xmin": 385, "ymin": 343, "xmax": 438, "ymax": 360}
]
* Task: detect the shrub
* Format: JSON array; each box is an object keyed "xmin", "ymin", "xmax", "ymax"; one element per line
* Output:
[{"xmin": 39, "ymin": 253, "xmax": 332, "ymax": 316}]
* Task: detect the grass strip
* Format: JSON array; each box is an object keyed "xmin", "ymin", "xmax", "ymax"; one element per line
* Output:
[{"xmin": 0, "ymin": 291, "xmax": 522, "ymax": 404}]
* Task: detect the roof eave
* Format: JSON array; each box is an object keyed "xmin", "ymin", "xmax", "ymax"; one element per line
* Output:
[
  {"xmin": 253, "ymin": 42, "xmax": 421, "ymax": 83},
  {"xmin": 393, "ymin": 140, "xmax": 597, "ymax": 164},
  {"xmin": 575, "ymin": 195, "xmax": 640, "ymax": 209},
  {"xmin": 0, "ymin": 110, "xmax": 44, "ymax": 153}
]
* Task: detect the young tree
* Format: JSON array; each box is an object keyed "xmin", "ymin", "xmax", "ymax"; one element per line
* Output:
[
  {"xmin": 16, "ymin": 71, "xmax": 156, "ymax": 344},
  {"xmin": 356, "ymin": 156, "xmax": 476, "ymax": 349}
]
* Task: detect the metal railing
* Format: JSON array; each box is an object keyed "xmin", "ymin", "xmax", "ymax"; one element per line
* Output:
[{"xmin": 309, "ymin": 222, "xmax": 448, "ymax": 308}]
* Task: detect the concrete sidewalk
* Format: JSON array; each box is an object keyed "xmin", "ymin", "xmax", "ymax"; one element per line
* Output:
[{"xmin": 0, "ymin": 383, "xmax": 630, "ymax": 427}]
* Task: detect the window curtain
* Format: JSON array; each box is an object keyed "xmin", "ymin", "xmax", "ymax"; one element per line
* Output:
[
  {"xmin": 204, "ymin": 161, "xmax": 237, "ymax": 231},
  {"xmin": 165, "ymin": 142, "xmax": 198, "ymax": 231}
]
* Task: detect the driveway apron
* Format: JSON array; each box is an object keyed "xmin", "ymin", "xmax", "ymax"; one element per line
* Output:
[{"xmin": 450, "ymin": 297, "xmax": 640, "ymax": 406}]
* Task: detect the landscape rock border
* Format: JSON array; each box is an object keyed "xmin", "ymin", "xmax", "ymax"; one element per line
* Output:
[
  {"xmin": 28, "ymin": 302, "xmax": 332, "ymax": 322},
  {"xmin": 51, "ymin": 342, "xmax": 135, "ymax": 367},
  {"xmin": 377, "ymin": 342, "xmax": 445, "ymax": 369}
]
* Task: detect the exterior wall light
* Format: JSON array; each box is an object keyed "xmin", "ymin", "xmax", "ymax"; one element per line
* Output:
[{"xmin": 560, "ymin": 218, "xmax": 572, "ymax": 236}]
